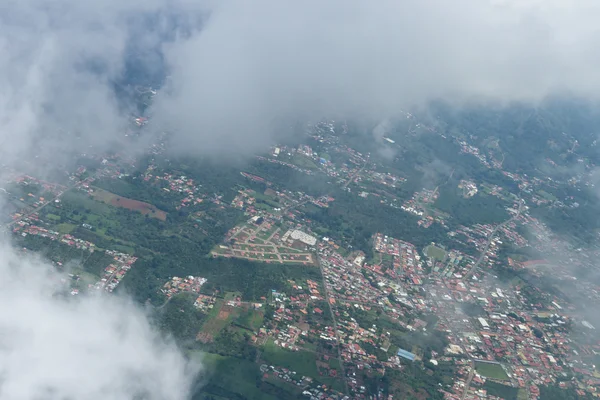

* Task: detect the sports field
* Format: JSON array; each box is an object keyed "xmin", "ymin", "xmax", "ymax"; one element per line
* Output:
[
  {"xmin": 475, "ymin": 361, "xmax": 509, "ymax": 380},
  {"xmin": 424, "ymin": 245, "xmax": 447, "ymax": 261}
]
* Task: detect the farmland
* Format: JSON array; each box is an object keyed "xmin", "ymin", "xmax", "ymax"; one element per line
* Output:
[{"xmin": 91, "ymin": 187, "xmax": 167, "ymax": 220}]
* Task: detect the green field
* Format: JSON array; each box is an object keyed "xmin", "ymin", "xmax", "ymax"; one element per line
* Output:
[
  {"xmin": 537, "ymin": 190, "xmax": 557, "ymax": 201},
  {"xmin": 475, "ymin": 361, "xmax": 509, "ymax": 380},
  {"xmin": 424, "ymin": 245, "xmax": 447, "ymax": 261},
  {"xmin": 261, "ymin": 339, "xmax": 343, "ymax": 391},
  {"xmin": 291, "ymin": 154, "xmax": 319, "ymax": 170},
  {"xmin": 262, "ymin": 339, "xmax": 319, "ymax": 378},
  {"xmin": 46, "ymin": 213, "xmax": 61, "ymax": 221}
]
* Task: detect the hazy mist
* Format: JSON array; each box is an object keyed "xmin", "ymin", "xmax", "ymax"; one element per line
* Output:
[{"xmin": 2, "ymin": 0, "xmax": 600, "ymax": 398}]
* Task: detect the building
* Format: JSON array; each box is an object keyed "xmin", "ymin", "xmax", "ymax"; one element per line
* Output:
[
  {"xmin": 397, "ymin": 348, "xmax": 416, "ymax": 361},
  {"xmin": 478, "ymin": 317, "xmax": 490, "ymax": 329}
]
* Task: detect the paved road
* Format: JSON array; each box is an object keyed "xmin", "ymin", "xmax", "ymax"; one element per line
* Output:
[
  {"xmin": 281, "ymin": 198, "xmax": 310, "ymax": 213},
  {"xmin": 316, "ymin": 253, "xmax": 349, "ymax": 395},
  {"xmin": 461, "ymin": 360, "xmax": 475, "ymax": 400},
  {"xmin": 462, "ymin": 201, "xmax": 524, "ymax": 282},
  {"xmin": 4, "ymin": 174, "xmax": 97, "ymax": 229},
  {"xmin": 342, "ymin": 159, "xmax": 368, "ymax": 189}
]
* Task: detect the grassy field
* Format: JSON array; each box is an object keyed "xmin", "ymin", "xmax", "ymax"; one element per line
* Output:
[
  {"xmin": 56, "ymin": 223, "xmax": 77, "ymax": 234},
  {"xmin": 424, "ymin": 245, "xmax": 447, "ymax": 261},
  {"xmin": 261, "ymin": 339, "xmax": 343, "ymax": 392},
  {"xmin": 475, "ymin": 361, "xmax": 509, "ymax": 380},
  {"xmin": 46, "ymin": 213, "xmax": 61, "ymax": 221},
  {"xmin": 235, "ymin": 308, "xmax": 265, "ymax": 332},
  {"xmin": 262, "ymin": 339, "xmax": 319, "ymax": 378}
]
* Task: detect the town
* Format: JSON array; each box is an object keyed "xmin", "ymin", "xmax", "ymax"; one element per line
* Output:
[{"xmin": 1, "ymin": 112, "xmax": 600, "ymax": 400}]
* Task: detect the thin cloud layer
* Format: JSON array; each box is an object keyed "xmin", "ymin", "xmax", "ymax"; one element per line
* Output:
[{"xmin": 0, "ymin": 244, "xmax": 199, "ymax": 400}]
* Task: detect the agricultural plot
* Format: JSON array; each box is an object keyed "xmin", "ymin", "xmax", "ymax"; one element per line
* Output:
[{"xmin": 91, "ymin": 187, "xmax": 167, "ymax": 220}]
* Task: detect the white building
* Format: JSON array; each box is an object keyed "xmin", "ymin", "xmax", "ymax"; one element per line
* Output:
[{"xmin": 290, "ymin": 230, "xmax": 317, "ymax": 246}]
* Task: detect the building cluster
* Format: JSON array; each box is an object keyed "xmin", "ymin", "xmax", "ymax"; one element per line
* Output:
[
  {"xmin": 373, "ymin": 233, "xmax": 424, "ymax": 284},
  {"xmin": 429, "ymin": 249, "xmax": 476, "ymax": 278},
  {"xmin": 428, "ymin": 264, "xmax": 600, "ymax": 399},
  {"xmin": 93, "ymin": 250, "xmax": 137, "ymax": 293},
  {"xmin": 14, "ymin": 220, "xmax": 96, "ymax": 252},
  {"xmin": 231, "ymin": 189, "xmax": 256, "ymax": 210},
  {"xmin": 362, "ymin": 171, "xmax": 406, "ymax": 189},
  {"xmin": 161, "ymin": 275, "xmax": 207, "ymax": 298},
  {"xmin": 194, "ymin": 294, "xmax": 217, "ymax": 311},
  {"xmin": 458, "ymin": 141, "xmax": 491, "ymax": 168},
  {"xmin": 143, "ymin": 166, "xmax": 206, "ymax": 209},
  {"xmin": 458, "ymin": 179, "xmax": 478, "ymax": 198},
  {"xmin": 255, "ymin": 155, "xmax": 317, "ymax": 177},
  {"xmin": 253, "ymin": 216, "xmax": 600, "ymax": 398},
  {"xmin": 400, "ymin": 189, "xmax": 447, "ymax": 228}
]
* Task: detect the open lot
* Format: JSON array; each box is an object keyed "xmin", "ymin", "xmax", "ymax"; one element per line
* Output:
[{"xmin": 198, "ymin": 300, "xmax": 240, "ymax": 341}]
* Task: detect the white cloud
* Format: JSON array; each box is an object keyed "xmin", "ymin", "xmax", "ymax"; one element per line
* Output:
[
  {"xmin": 0, "ymin": 244, "xmax": 199, "ymax": 400},
  {"xmin": 154, "ymin": 0, "xmax": 600, "ymax": 153},
  {"xmin": 2, "ymin": 0, "xmax": 600, "ymax": 159}
]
